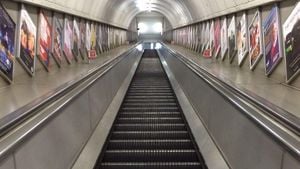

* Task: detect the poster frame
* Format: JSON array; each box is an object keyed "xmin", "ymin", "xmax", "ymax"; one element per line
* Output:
[
  {"xmin": 17, "ymin": 4, "xmax": 36, "ymax": 76},
  {"xmin": 37, "ymin": 9, "xmax": 51, "ymax": 71},
  {"xmin": 248, "ymin": 9, "xmax": 263, "ymax": 70},
  {"xmin": 263, "ymin": 4, "xmax": 283, "ymax": 76},
  {"xmin": 0, "ymin": 2, "xmax": 16, "ymax": 83}
]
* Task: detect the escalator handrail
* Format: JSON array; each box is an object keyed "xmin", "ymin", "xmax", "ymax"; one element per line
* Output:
[
  {"xmin": 160, "ymin": 44, "xmax": 300, "ymax": 159},
  {"xmin": 0, "ymin": 44, "xmax": 140, "ymax": 158}
]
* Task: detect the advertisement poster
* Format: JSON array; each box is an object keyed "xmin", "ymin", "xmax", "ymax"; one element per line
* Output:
[
  {"xmin": 221, "ymin": 18, "xmax": 228, "ymax": 60},
  {"xmin": 38, "ymin": 10, "xmax": 51, "ymax": 71},
  {"xmin": 79, "ymin": 19, "xmax": 85, "ymax": 59},
  {"xmin": 72, "ymin": 19, "xmax": 80, "ymax": 61},
  {"xmin": 249, "ymin": 10, "xmax": 263, "ymax": 70},
  {"xmin": 51, "ymin": 14, "xmax": 63, "ymax": 67},
  {"xmin": 63, "ymin": 16, "xmax": 73, "ymax": 64},
  {"xmin": 18, "ymin": 4, "xmax": 36, "ymax": 75},
  {"xmin": 228, "ymin": 16, "xmax": 237, "ymax": 62},
  {"xmin": 202, "ymin": 22, "xmax": 210, "ymax": 56},
  {"xmin": 208, "ymin": 21, "xmax": 214, "ymax": 57},
  {"xmin": 237, "ymin": 13, "xmax": 248, "ymax": 66},
  {"xmin": 85, "ymin": 22, "xmax": 91, "ymax": 58},
  {"xmin": 89, "ymin": 23, "xmax": 97, "ymax": 59},
  {"xmin": 0, "ymin": 4, "xmax": 15, "ymax": 82},
  {"xmin": 96, "ymin": 24, "xmax": 103, "ymax": 54},
  {"xmin": 263, "ymin": 5, "xmax": 282, "ymax": 76},
  {"xmin": 283, "ymin": 2, "xmax": 300, "ymax": 83},
  {"xmin": 214, "ymin": 18, "xmax": 221, "ymax": 58}
]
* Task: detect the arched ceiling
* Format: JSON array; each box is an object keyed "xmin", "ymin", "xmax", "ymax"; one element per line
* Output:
[{"xmin": 19, "ymin": 0, "xmax": 279, "ymax": 29}]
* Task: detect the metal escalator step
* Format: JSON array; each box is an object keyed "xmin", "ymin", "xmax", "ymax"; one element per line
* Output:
[
  {"xmin": 111, "ymin": 131, "xmax": 189, "ymax": 139},
  {"xmin": 100, "ymin": 162, "xmax": 202, "ymax": 169},
  {"xmin": 103, "ymin": 149, "xmax": 198, "ymax": 162},
  {"xmin": 114, "ymin": 124, "xmax": 186, "ymax": 131},
  {"xmin": 123, "ymin": 103, "xmax": 177, "ymax": 107},
  {"xmin": 107, "ymin": 139, "xmax": 193, "ymax": 149},
  {"xmin": 121, "ymin": 107, "xmax": 179, "ymax": 112},
  {"xmin": 128, "ymin": 89, "xmax": 173, "ymax": 93},
  {"xmin": 116, "ymin": 117, "xmax": 183, "ymax": 124},
  {"xmin": 124, "ymin": 99, "xmax": 176, "ymax": 103},
  {"xmin": 125, "ymin": 95, "xmax": 175, "ymax": 99},
  {"xmin": 126, "ymin": 93, "xmax": 174, "ymax": 96},
  {"xmin": 118, "ymin": 112, "xmax": 181, "ymax": 118}
]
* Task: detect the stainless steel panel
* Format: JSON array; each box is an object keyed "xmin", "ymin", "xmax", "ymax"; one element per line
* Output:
[
  {"xmin": 14, "ymin": 92, "xmax": 91, "ymax": 169},
  {"xmin": 282, "ymin": 153, "xmax": 300, "ymax": 169},
  {"xmin": 0, "ymin": 155, "xmax": 15, "ymax": 169}
]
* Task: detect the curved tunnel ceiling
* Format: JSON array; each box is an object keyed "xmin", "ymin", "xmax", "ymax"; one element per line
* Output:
[{"xmin": 20, "ymin": 0, "xmax": 279, "ymax": 29}]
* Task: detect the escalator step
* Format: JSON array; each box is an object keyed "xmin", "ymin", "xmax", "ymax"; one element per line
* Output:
[
  {"xmin": 121, "ymin": 107, "xmax": 179, "ymax": 112},
  {"xmin": 107, "ymin": 139, "xmax": 193, "ymax": 149},
  {"xmin": 111, "ymin": 131, "xmax": 189, "ymax": 139},
  {"xmin": 118, "ymin": 112, "xmax": 181, "ymax": 118},
  {"xmin": 116, "ymin": 117, "xmax": 183, "ymax": 124},
  {"xmin": 123, "ymin": 103, "xmax": 177, "ymax": 107},
  {"xmin": 100, "ymin": 162, "xmax": 202, "ymax": 169},
  {"xmin": 114, "ymin": 124, "xmax": 186, "ymax": 131},
  {"xmin": 103, "ymin": 149, "xmax": 198, "ymax": 162}
]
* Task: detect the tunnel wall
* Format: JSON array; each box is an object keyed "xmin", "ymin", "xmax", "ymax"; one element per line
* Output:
[
  {"xmin": 160, "ymin": 49, "xmax": 300, "ymax": 169},
  {"xmin": 163, "ymin": 0, "xmax": 300, "ymax": 89},
  {"xmin": 0, "ymin": 49, "xmax": 141, "ymax": 169}
]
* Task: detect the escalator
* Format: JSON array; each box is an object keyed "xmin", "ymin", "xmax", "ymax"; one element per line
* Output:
[{"xmin": 94, "ymin": 49, "xmax": 207, "ymax": 169}]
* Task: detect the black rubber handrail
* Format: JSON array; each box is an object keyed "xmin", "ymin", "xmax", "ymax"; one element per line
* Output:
[
  {"xmin": 159, "ymin": 44, "xmax": 300, "ymax": 160},
  {"xmin": 0, "ymin": 44, "xmax": 139, "ymax": 137}
]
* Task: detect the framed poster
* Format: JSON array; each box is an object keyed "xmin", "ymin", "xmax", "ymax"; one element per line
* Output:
[
  {"xmin": 63, "ymin": 16, "xmax": 73, "ymax": 64},
  {"xmin": 38, "ymin": 10, "xmax": 51, "ymax": 71},
  {"xmin": 72, "ymin": 18, "xmax": 80, "ymax": 61},
  {"xmin": 237, "ymin": 13, "xmax": 248, "ymax": 66},
  {"xmin": 51, "ymin": 14, "xmax": 63, "ymax": 67},
  {"xmin": 89, "ymin": 22, "xmax": 97, "ymax": 59},
  {"xmin": 283, "ymin": 2, "xmax": 300, "ymax": 83},
  {"xmin": 214, "ymin": 18, "xmax": 221, "ymax": 58},
  {"xmin": 249, "ymin": 10, "xmax": 263, "ymax": 70},
  {"xmin": 228, "ymin": 15, "xmax": 237, "ymax": 63},
  {"xmin": 18, "ymin": 4, "xmax": 36, "ymax": 76},
  {"xmin": 85, "ymin": 22, "xmax": 91, "ymax": 58},
  {"xmin": 79, "ymin": 19, "xmax": 86, "ymax": 60},
  {"xmin": 0, "ymin": 3, "xmax": 15, "ymax": 83},
  {"xmin": 221, "ymin": 18, "xmax": 228, "ymax": 60},
  {"xmin": 209, "ymin": 21, "xmax": 214, "ymax": 57},
  {"xmin": 202, "ymin": 22, "xmax": 211, "ymax": 57},
  {"xmin": 263, "ymin": 5, "xmax": 282, "ymax": 76},
  {"xmin": 96, "ymin": 24, "xmax": 103, "ymax": 54}
]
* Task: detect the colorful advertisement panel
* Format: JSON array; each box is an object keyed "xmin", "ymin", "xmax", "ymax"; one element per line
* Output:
[
  {"xmin": 283, "ymin": 2, "xmax": 300, "ymax": 83},
  {"xmin": 79, "ymin": 19, "xmax": 85, "ymax": 59},
  {"xmin": 38, "ymin": 10, "xmax": 51, "ymax": 71},
  {"xmin": 0, "ymin": 3, "xmax": 15, "ymax": 82},
  {"xmin": 249, "ymin": 10, "xmax": 263, "ymax": 70},
  {"xmin": 72, "ymin": 19, "xmax": 80, "ymax": 61},
  {"xmin": 237, "ymin": 13, "xmax": 248, "ymax": 66},
  {"xmin": 263, "ymin": 5, "xmax": 282, "ymax": 75},
  {"xmin": 96, "ymin": 24, "xmax": 103, "ymax": 54},
  {"xmin": 214, "ymin": 18, "xmax": 221, "ymax": 58},
  {"xmin": 89, "ymin": 23, "xmax": 97, "ymax": 59},
  {"xmin": 18, "ymin": 4, "xmax": 36, "ymax": 75},
  {"xmin": 63, "ymin": 16, "xmax": 73, "ymax": 64},
  {"xmin": 228, "ymin": 16, "xmax": 237, "ymax": 63},
  {"xmin": 202, "ymin": 22, "xmax": 211, "ymax": 57},
  {"xmin": 221, "ymin": 18, "xmax": 228, "ymax": 60},
  {"xmin": 209, "ymin": 21, "xmax": 214, "ymax": 57},
  {"xmin": 51, "ymin": 14, "xmax": 63, "ymax": 67}
]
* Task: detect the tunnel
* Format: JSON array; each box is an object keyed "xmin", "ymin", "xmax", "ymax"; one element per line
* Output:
[{"xmin": 0, "ymin": 0, "xmax": 299, "ymax": 169}]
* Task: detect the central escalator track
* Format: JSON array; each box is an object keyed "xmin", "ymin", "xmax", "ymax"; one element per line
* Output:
[{"xmin": 94, "ymin": 49, "xmax": 207, "ymax": 169}]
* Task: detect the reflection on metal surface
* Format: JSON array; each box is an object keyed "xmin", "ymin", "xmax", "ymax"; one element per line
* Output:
[{"xmin": 136, "ymin": 44, "xmax": 143, "ymax": 51}]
